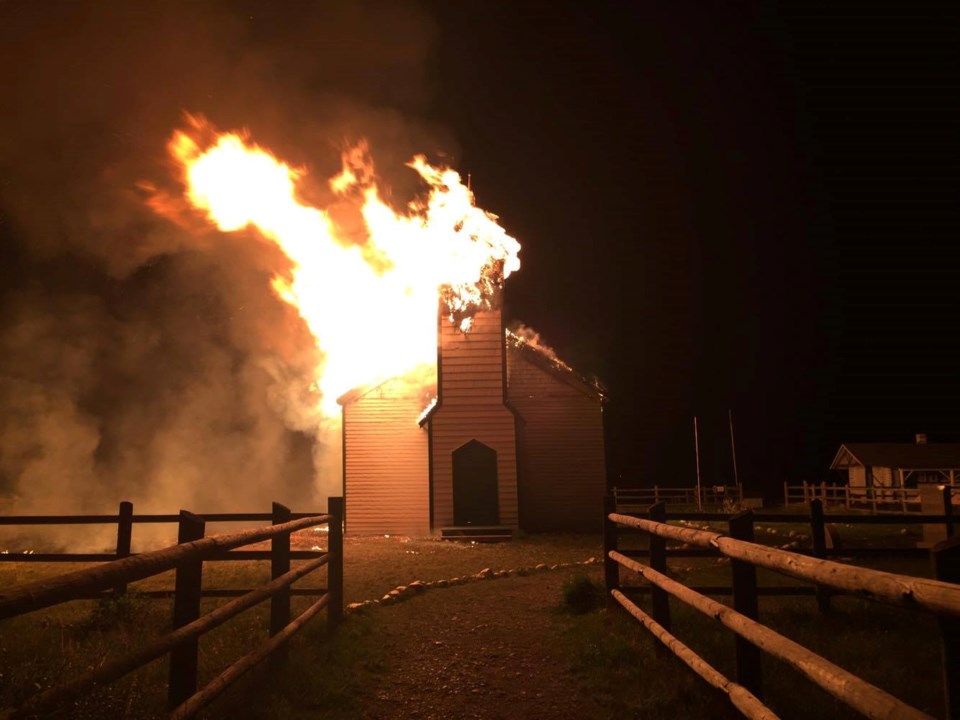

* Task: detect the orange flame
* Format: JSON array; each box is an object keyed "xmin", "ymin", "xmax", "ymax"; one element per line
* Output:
[{"xmin": 161, "ymin": 115, "xmax": 520, "ymax": 418}]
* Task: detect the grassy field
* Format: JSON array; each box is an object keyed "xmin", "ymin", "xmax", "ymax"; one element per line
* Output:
[
  {"xmin": 610, "ymin": 513, "xmax": 944, "ymax": 718},
  {"xmin": 0, "ymin": 532, "xmax": 605, "ymax": 718},
  {"xmin": 0, "ymin": 519, "xmax": 949, "ymax": 719}
]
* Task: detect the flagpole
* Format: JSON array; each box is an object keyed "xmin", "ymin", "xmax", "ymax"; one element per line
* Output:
[
  {"xmin": 694, "ymin": 416, "xmax": 703, "ymax": 510},
  {"xmin": 729, "ymin": 408, "xmax": 741, "ymax": 502}
]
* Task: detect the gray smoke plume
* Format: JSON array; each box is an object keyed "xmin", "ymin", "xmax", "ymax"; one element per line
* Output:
[{"xmin": 0, "ymin": 0, "xmax": 448, "ymax": 549}]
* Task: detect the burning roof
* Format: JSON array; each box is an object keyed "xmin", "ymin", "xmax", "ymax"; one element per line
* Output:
[
  {"xmin": 154, "ymin": 114, "xmax": 520, "ymax": 419},
  {"xmin": 505, "ymin": 326, "xmax": 606, "ymax": 401}
]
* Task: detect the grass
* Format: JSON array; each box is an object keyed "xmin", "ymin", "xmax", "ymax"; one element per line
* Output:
[
  {"xmin": 207, "ymin": 608, "xmax": 389, "ymax": 720},
  {"xmin": 556, "ymin": 587, "xmax": 943, "ymax": 719},
  {"xmin": 0, "ymin": 519, "xmax": 951, "ymax": 719},
  {"xmin": 556, "ymin": 605, "xmax": 739, "ymax": 719},
  {"xmin": 560, "ymin": 575, "xmax": 605, "ymax": 614},
  {"xmin": 570, "ymin": 509, "xmax": 945, "ymax": 719},
  {"xmin": 0, "ymin": 532, "xmax": 603, "ymax": 718}
]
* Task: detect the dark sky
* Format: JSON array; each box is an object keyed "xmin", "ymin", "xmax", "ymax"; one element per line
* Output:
[
  {"xmin": 0, "ymin": 0, "xmax": 956, "ymax": 508},
  {"xmin": 426, "ymin": 1, "xmax": 959, "ymax": 492}
]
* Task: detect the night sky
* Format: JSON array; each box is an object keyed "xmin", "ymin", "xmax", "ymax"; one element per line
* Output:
[
  {"xmin": 427, "ymin": 2, "xmax": 958, "ymax": 493},
  {"xmin": 0, "ymin": 1, "xmax": 956, "ymax": 507}
]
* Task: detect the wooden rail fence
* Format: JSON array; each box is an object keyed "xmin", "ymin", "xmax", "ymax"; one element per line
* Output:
[
  {"xmin": 614, "ymin": 485, "xmax": 743, "ymax": 510},
  {"xmin": 784, "ymin": 481, "xmax": 959, "ymax": 513},
  {"xmin": 0, "ymin": 498, "xmax": 344, "ymax": 719},
  {"xmin": 603, "ymin": 496, "xmax": 960, "ymax": 719}
]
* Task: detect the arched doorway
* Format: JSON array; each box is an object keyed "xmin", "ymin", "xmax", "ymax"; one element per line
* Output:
[{"xmin": 452, "ymin": 440, "xmax": 499, "ymax": 526}]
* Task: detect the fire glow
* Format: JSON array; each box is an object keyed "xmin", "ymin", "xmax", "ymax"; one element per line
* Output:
[{"xmin": 160, "ymin": 116, "xmax": 520, "ymax": 417}]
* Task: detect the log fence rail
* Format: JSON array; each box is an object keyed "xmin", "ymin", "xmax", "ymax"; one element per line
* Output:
[
  {"xmin": 784, "ymin": 481, "xmax": 960, "ymax": 513},
  {"xmin": 604, "ymin": 496, "xmax": 960, "ymax": 719},
  {"xmin": 0, "ymin": 498, "xmax": 344, "ymax": 719}
]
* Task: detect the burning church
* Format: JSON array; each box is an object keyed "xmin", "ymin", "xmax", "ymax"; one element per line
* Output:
[
  {"xmin": 147, "ymin": 116, "xmax": 604, "ymax": 535},
  {"xmin": 338, "ymin": 308, "xmax": 606, "ymax": 537}
]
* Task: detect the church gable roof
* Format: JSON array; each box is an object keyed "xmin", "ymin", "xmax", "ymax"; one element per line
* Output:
[
  {"xmin": 830, "ymin": 443, "xmax": 960, "ymax": 470},
  {"xmin": 505, "ymin": 328, "xmax": 606, "ymax": 401},
  {"xmin": 337, "ymin": 373, "xmax": 435, "ymax": 407},
  {"xmin": 338, "ymin": 323, "xmax": 606, "ymax": 412}
]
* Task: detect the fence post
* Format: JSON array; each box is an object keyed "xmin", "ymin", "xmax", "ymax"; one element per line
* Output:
[
  {"xmin": 113, "ymin": 501, "xmax": 133, "ymax": 596},
  {"xmin": 783, "ymin": 481, "xmax": 789, "ymax": 505},
  {"xmin": 944, "ymin": 486, "xmax": 954, "ymax": 539},
  {"xmin": 729, "ymin": 510, "xmax": 762, "ymax": 698},
  {"xmin": 809, "ymin": 499, "xmax": 831, "ymax": 614},
  {"xmin": 865, "ymin": 467, "xmax": 877, "ymax": 513},
  {"xmin": 654, "ymin": 485, "xmax": 659, "ymax": 503},
  {"xmin": 931, "ymin": 535, "xmax": 960, "ymax": 719},
  {"xmin": 603, "ymin": 494, "xmax": 620, "ymax": 610},
  {"xmin": 270, "ymin": 502, "xmax": 292, "ymax": 641},
  {"xmin": 648, "ymin": 501, "xmax": 671, "ymax": 633},
  {"xmin": 327, "ymin": 496, "xmax": 344, "ymax": 633},
  {"xmin": 845, "ymin": 484, "xmax": 850, "ymax": 509},
  {"xmin": 168, "ymin": 511, "xmax": 205, "ymax": 711}
]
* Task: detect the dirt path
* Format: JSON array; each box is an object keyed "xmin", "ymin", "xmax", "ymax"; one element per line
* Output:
[{"xmin": 350, "ymin": 567, "xmax": 604, "ymax": 720}]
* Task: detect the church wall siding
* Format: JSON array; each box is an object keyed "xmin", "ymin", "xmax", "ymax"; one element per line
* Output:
[
  {"xmin": 342, "ymin": 379, "xmax": 430, "ymax": 535},
  {"xmin": 506, "ymin": 348, "xmax": 606, "ymax": 531},
  {"xmin": 429, "ymin": 309, "xmax": 519, "ymax": 529}
]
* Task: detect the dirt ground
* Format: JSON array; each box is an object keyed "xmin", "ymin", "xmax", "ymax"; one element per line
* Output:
[{"xmin": 340, "ymin": 566, "xmax": 606, "ymax": 720}]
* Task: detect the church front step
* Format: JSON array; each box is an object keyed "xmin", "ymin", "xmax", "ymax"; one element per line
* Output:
[{"xmin": 440, "ymin": 526, "xmax": 514, "ymax": 543}]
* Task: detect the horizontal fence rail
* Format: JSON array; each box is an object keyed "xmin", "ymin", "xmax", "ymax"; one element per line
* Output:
[
  {"xmin": 169, "ymin": 593, "xmax": 331, "ymax": 720},
  {"xmin": 603, "ymin": 496, "xmax": 960, "ymax": 719},
  {"xmin": 613, "ymin": 485, "xmax": 742, "ymax": 509},
  {"xmin": 6, "ymin": 553, "xmax": 331, "ymax": 719},
  {"xmin": 0, "ymin": 498, "xmax": 345, "ymax": 720},
  {"xmin": 0, "ymin": 513, "xmax": 332, "ymax": 619},
  {"xmin": 610, "ymin": 551, "xmax": 929, "ymax": 720},
  {"xmin": 610, "ymin": 588, "xmax": 776, "ymax": 720},
  {"xmin": 609, "ymin": 511, "xmax": 960, "ymax": 618},
  {"xmin": 784, "ymin": 482, "xmax": 959, "ymax": 514},
  {"xmin": 0, "ymin": 511, "xmax": 323, "ymax": 525},
  {"xmin": 0, "ymin": 503, "xmax": 331, "ymax": 570}
]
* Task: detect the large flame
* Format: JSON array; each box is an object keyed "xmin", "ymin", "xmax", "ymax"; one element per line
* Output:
[{"xmin": 160, "ymin": 116, "xmax": 520, "ymax": 418}]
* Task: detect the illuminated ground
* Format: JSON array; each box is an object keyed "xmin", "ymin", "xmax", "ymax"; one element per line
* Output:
[{"xmin": 347, "ymin": 567, "xmax": 607, "ymax": 720}]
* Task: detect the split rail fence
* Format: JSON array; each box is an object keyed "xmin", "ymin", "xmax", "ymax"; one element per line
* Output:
[
  {"xmin": 784, "ymin": 481, "xmax": 959, "ymax": 513},
  {"xmin": 603, "ymin": 495, "xmax": 960, "ymax": 719},
  {"xmin": 0, "ymin": 498, "xmax": 344, "ymax": 719},
  {"xmin": 614, "ymin": 485, "xmax": 742, "ymax": 510}
]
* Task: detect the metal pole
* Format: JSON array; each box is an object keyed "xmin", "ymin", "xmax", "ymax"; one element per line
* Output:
[
  {"xmin": 694, "ymin": 416, "xmax": 703, "ymax": 510},
  {"xmin": 729, "ymin": 409, "xmax": 741, "ymax": 500}
]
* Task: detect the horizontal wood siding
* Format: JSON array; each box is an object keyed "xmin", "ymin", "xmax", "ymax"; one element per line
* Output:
[
  {"xmin": 507, "ymin": 348, "xmax": 606, "ymax": 531},
  {"xmin": 438, "ymin": 310, "xmax": 507, "ymax": 405},
  {"xmin": 431, "ymin": 309, "xmax": 519, "ymax": 528},
  {"xmin": 849, "ymin": 467, "xmax": 866, "ymax": 487},
  {"xmin": 343, "ymin": 378, "xmax": 430, "ymax": 535}
]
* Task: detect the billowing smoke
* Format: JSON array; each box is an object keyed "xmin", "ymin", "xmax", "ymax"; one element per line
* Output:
[{"xmin": 0, "ymin": 0, "xmax": 447, "ymax": 548}]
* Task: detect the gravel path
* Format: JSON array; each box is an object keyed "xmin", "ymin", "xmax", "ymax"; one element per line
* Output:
[{"xmin": 351, "ymin": 567, "xmax": 604, "ymax": 720}]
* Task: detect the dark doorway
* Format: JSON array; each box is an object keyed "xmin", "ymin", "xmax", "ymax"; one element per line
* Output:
[{"xmin": 452, "ymin": 440, "xmax": 499, "ymax": 526}]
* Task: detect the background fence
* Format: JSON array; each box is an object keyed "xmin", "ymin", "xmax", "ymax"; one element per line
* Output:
[
  {"xmin": 0, "ymin": 498, "xmax": 344, "ymax": 719},
  {"xmin": 613, "ymin": 485, "xmax": 743, "ymax": 510},
  {"xmin": 784, "ymin": 481, "xmax": 960, "ymax": 514}
]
